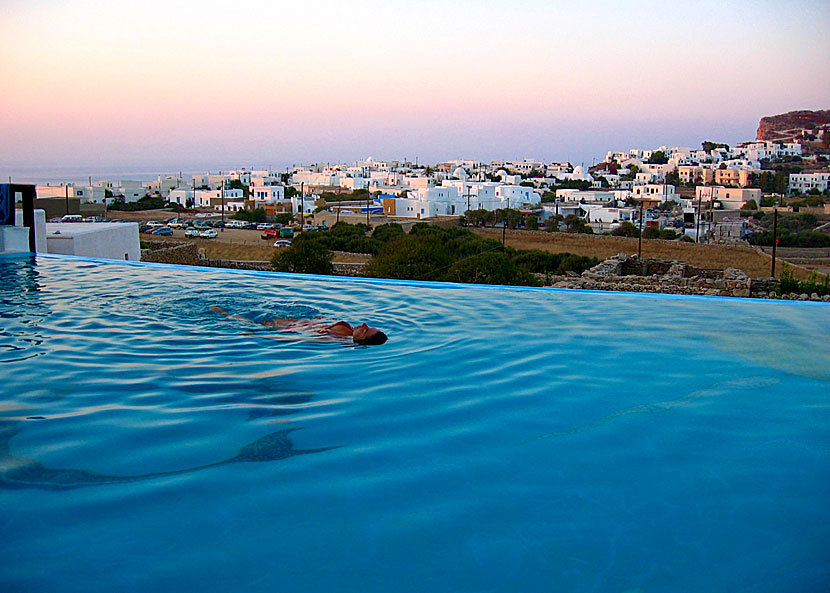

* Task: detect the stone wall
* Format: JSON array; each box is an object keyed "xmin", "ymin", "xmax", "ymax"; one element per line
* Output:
[
  {"xmin": 140, "ymin": 241, "xmax": 200, "ymax": 265},
  {"xmin": 551, "ymin": 254, "xmax": 752, "ymax": 297},
  {"xmin": 194, "ymin": 259, "xmax": 367, "ymax": 277}
]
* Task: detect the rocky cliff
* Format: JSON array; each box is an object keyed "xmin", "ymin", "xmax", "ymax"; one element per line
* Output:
[{"xmin": 756, "ymin": 110, "xmax": 830, "ymax": 142}]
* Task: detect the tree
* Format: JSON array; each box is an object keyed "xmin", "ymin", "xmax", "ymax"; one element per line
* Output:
[
  {"xmin": 741, "ymin": 200, "xmax": 759, "ymax": 210},
  {"xmin": 648, "ymin": 150, "xmax": 668, "ymax": 165},
  {"xmin": 610, "ymin": 222, "xmax": 640, "ymax": 237},
  {"xmin": 642, "ymin": 226, "xmax": 661, "ymax": 239},
  {"xmin": 227, "ymin": 179, "xmax": 249, "ymax": 198},
  {"xmin": 702, "ymin": 141, "xmax": 729, "ymax": 152},
  {"xmin": 271, "ymin": 241, "xmax": 333, "ymax": 275},
  {"xmin": 546, "ymin": 214, "xmax": 563, "ymax": 232},
  {"xmin": 275, "ymin": 212, "xmax": 294, "ymax": 225},
  {"xmin": 564, "ymin": 214, "xmax": 593, "ymax": 233},
  {"xmin": 371, "ymin": 222, "xmax": 405, "ymax": 244},
  {"xmin": 232, "ymin": 208, "xmax": 266, "ymax": 222},
  {"xmin": 366, "ymin": 235, "xmax": 453, "ymax": 281}
]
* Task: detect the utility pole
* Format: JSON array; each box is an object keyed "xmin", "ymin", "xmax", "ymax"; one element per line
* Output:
[
  {"xmin": 638, "ymin": 200, "xmax": 645, "ymax": 257},
  {"xmin": 502, "ymin": 196, "xmax": 510, "ymax": 247},
  {"xmin": 466, "ymin": 187, "xmax": 471, "ymax": 226},
  {"xmin": 771, "ymin": 207, "xmax": 779, "ymax": 278},
  {"xmin": 221, "ymin": 178, "xmax": 225, "ymax": 231},
  {"xmin": 366, "ymin": 183, "xmax": 370, "ymax": 226},
  {"xmin": 65, "ymin": 184, "xmax": 69, "ymax": 216},
  {"xmin": 695, "ymin": 189, "xmax": 703, "ymax": 243},
  {"xmin": 300, "ymin": 182, "xmax": 304, "ymax": 232}
]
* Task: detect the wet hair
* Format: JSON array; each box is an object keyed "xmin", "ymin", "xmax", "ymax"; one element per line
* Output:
[{"xmin": 356, "ymin": 330, "xmax": 388, "ymax": 346}]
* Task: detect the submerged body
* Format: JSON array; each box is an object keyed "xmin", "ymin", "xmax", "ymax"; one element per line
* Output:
[{"xmin": 210, "ymin": 306, "xmax": 388, "ymax": 345}]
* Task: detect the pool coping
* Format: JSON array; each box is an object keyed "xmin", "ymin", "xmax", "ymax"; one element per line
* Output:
[{"xmin": 3, "ymin": 251, "xmax": 829, "ymax": 306}]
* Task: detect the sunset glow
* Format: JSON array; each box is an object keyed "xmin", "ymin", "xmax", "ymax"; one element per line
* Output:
[{"xmin": 1, "ymin": 0, "xmax": 828, "ymax": 172}]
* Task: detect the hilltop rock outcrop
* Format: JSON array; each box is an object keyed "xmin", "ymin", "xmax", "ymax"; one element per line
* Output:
[{"xmin": 756, "ymin": 110, "xmax": 830, "ymax": 142}]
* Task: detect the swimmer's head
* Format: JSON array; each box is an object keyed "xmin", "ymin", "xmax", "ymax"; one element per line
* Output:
[{"xmin": 352, "ymin": 323, "xmax": 388, "ymax": 345}]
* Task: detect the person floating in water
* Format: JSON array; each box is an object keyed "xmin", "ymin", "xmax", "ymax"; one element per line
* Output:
[{"xmin": 210, "ymin": 306, "xmax": 388, "ymax": 345}]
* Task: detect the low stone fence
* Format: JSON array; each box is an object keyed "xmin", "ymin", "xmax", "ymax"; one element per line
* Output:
[
  {"xmin": 195, "ymin": 259, "xmax": 367, "ymax": 277},
  {"xmin": 550, "ymin": 254, "xmax": 752, "ymax": 297},
  {"xmin": 140, "ymin": 241, "xmax": 200, "ymax": 265}
]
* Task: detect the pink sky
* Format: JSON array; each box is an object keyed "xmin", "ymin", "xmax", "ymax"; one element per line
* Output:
[{"xmin": 2, "ymin": 0, "xmax": 828, "ymax": 173}]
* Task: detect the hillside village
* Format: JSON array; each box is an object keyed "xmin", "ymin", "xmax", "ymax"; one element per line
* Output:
[
  {"xmin": 8, "ymin": 110, "xmax": 829, "ymax": 300},
  {"xmin": 31, "ymin": 112, "xmax": 830, "ymax": 247}
]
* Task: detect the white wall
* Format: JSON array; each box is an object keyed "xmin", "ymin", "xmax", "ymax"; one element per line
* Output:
[
  {"xmin": 45, "ymin": 223, "xmax": 141, "ymax": 260},
  {"xmin": 15, "ymin": 208, "xmax": 47, "ymax": 252}
]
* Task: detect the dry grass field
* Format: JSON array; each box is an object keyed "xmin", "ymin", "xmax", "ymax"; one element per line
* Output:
[
  {"xmin": 471, "ymin": 229, "xmax": 808, "ymax": 279},
  {"xmin": 127, "ymin": 209, "xmax": 814, "ymax": 279},
  {"xmin": 161, "ymin": 235, "xmax": 371, "ymax": 264}
]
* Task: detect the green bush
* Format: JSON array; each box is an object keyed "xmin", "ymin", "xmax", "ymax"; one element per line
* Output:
[
  {"xmin": 642, "ymin": 226, "xmax": 661, "ymax": 240},
  {"xmin": 778, "ymin": 264, "xmax": 830, "ymax": 296},
  {"xmin": 231, "ymin": 208, "xmax": 266, "ymax": 222},
  {"xmin": 371, "ymin": 223, "xmax": 405, "ymax": 243},
  {"xmin": 611, "ymin": 222, "xmax": 640, "ymax": 237},
  {"xmin": 366, "ymin": 234, "xmax": 454, "ymax": 281},
  {"xmin": 271, "ymin": 241, "xmax": 333, "ymax": 275},
  {"xmin": 447, "ymin": 252, "xmax": 540, "ymax": 286}
]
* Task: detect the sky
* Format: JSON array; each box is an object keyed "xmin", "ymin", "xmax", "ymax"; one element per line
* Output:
[{"xmin": 1, "ymin": 0, "xmax": 828, "ymax": 177}]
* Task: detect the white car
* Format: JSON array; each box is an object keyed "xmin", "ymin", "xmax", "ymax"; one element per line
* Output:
[
  {"xmin": 146, "ymin": 221, "xmax": 165, "ymax": 228},
  {"xmin": 273, "ymin": 239, "xmax": 292, "ymax": 248},
  {"xmin": 199, "ymin": 229, "xmax": 218, "ymax": 239},
  {"xmin": 184, "ymin": 227, "xmax": 200, "ymax": 237}
]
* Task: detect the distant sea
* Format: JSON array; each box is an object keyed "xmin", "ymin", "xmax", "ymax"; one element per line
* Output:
[{"xmin": 1, "ymin": 164, "xmax": 291, "ymax": 186}]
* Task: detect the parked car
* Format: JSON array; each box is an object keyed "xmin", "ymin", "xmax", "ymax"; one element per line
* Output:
[
  {"xmin": 151, "ymin": 227, "xmax": 173, "ymax": 236},
  {"xmin": 273, "ymin": 239, "xmax": 292, "ymax": 248},
  {"xmin": 168, "ymin": 220, "xmax": 185, "ymax": 229},
  {"xmin": 83, "ymin": 216, "xmax": 103, "ymax": 222},
  {"xmin": 61, "ymin": 215, "xmax": 83, "ymax": 223},
  {"xmin": 184, "ymin": 227, "xmax": 200, "ymax": 237},
  {"xmin": 199, "ymin": 229, "xmax": 218, "ymax": 239},
  {"xmin": 139, "ymin": 224, "xmax": 154, "ymax": 233},
  {"xmin": 147, "ymin": 221, "xmax": 165, "ymax": 228},
  {"xmin": 279, "ymin": 227, "xmax": 294, "ymax": 238},
  {"xmin": 261, "ymin": 228, "xmax": 279, "ymax": 240}
]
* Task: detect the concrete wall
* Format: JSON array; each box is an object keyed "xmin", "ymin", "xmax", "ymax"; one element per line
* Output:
[
  {"xmin": 15, "ymin": 209, "xmax": 47, "ymax": 252},
  {"xmin": 46, "ymin": 222, "xmax": 141, "ymax": 260}
]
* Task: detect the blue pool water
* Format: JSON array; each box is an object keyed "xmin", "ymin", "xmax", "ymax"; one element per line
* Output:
[{"xmin": 1, "ymin": 254, "xmax": 828, "ymax": 592}]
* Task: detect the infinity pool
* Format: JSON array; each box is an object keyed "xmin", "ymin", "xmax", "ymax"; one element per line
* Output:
[{"xmin": 1, "ymin": 254, "xmax": 828, "ymax": 592}]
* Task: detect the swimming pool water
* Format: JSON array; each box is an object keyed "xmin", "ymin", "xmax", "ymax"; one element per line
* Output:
[{"xmin": 1, "ymin": 254, "xmax": 828, "ymax": 592}]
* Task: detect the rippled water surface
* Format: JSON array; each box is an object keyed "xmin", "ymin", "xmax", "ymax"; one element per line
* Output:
[{"xmin": 1, "ymin": 255, "xmax": 828, "ymax": 592}]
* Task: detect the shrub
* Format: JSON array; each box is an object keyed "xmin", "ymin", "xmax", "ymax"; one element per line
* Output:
[
  {"xmin": 778, "ymin": 264, "xmax": 830, "ymax": 296},
  {"xmin": 371, "ymin": 223, "xmax": 405, "ymax": 244},
  {"xmin": 447, "ymin": 252, "xmax": 540, "ymax": 286},
  {"xmin": 611, "ymin": 222, "xmax": 640, "ymax": 237},
  {"xmin": 366, "ymin": 235, "xmax": 454, "ymax": 281},
  {"xmin": 271, "ymin": 241, "xmax": 333, "ymax": 275},
  {"xmin": 642, "ymin": 227, "xmax": 661, "ymax": 240}
]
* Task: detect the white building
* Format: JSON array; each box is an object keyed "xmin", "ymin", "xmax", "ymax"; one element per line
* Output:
[
  {"xmin": 381, "ymin": 182, "xmax": 541, "ymax": 219},
  {"xmin": 194, "ymin": 188, "xmax": 244, "ymax": 209},
  {"xmin": 789, "ymin": 172, "xmax": 830, "ymax": 194},
  {"xmin": 694, "ymin": 186, "xmax": 762, "ymax": 210},
  {"xmin": 250, "ymin": 185, "xmax": 286, "ymax": 204},
  {"xmin": 168, "ymin": 189, "xmax": 194, "ymax": 207},
  {"xmin": 630, "ymin": 184, "xmax": 678, "ymax": 203}
]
